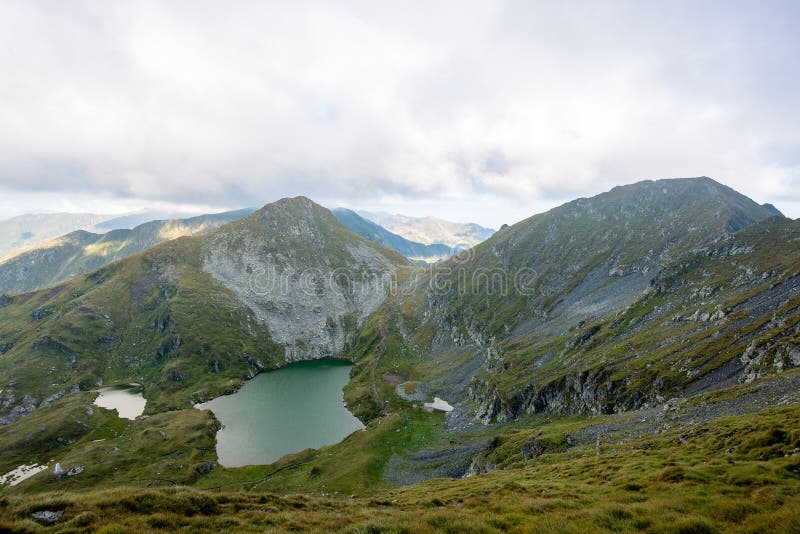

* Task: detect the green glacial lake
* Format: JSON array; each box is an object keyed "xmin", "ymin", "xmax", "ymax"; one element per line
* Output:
[{"xmin": 196, "ymin": 359, "xmax": 364, "ymax": 467}]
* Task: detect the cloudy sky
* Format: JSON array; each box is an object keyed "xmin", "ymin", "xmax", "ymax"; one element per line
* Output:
[{"xmin": 0, "ymin": 0, "xmax": 798, "ymax": 228}]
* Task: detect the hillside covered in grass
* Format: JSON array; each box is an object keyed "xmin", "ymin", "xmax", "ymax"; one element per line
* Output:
[
  {"xmin": 0, "ymin": 179, "xmax": 798, "ymax": 531},
  {"xmin": 1, "ymin": 379, "xmax": 798, "ymax": 532},
  {"xmin": 0, "ymin": 197, "xmax": 407, "ymax": 423}
]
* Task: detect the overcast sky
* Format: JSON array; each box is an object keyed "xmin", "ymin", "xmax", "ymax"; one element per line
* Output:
[{"xmin": 0, "ymin": 0, "xmax": 798, "ymax": 228}]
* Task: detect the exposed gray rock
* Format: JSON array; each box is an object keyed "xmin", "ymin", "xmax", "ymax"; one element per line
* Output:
[
  {"xmin": 0, "ymin": 392, "xmax": 38, "ymax": 426},
  {"xmin": 395, "ymin": 383, "xmax": 426, "ymax": 402},
  {"xmin": 39, "ymin": 384, "xmax": 80, "ymax": 409},
  {"xmin": 201, "ymin": 201, "xmax": 399, "ymax": 363},
  {"xmin": 740, "ymin": 341, "xmax": 800, "ymax": 383},
  {"xmin": 32, "ymin": 510, "xmax": 63, "ymax": 525},
  {"xmin": 383, "ymin": 441, "xmax": 485, "ymax": 485},
  {"xmin": 66, "ymin": 465, "xmax": 84, "ymax": 477},
  {"xmin": 31, "ymin": 308, "xmax": 54, "ymax": 320},
  {"xmin": 167, "ymin": 367, "xmax": 185, "ymax": 381},
  {"xmin": 521, "ymin": 438, "xmax": 545, "ymax": 460},
  {"xmin": 463, "ymin": 455, "xmax": 495, "ymax": 477}
]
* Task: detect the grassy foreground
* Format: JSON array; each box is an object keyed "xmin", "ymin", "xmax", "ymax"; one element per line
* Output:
[{"xmin": 1, "ymin": 402, "xmax": 798, "ymax": 533}]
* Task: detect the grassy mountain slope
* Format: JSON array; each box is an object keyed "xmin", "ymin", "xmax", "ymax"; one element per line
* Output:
[
  {"xmin": 342, "ymin": 178, "xmax": 791, "ymax": 421},
  {"xmin": 0, "ymin": 235, "xmax": 281, "ymax": 420},
  {"xmin": 333, "ymin": 208, "xmax": 457, "ymax": 261},
  {"xmin": 466, "ymin": 215, "xmax": 800, "ymax": 422},
  {"xmin": 0, "ymin": 179, "xmax": 799, "ymax": 532},
  {"xmin": 0, "ymin": 213, "xmax": 116, "ymax": 261},
  {"xmin": 0, "ymin": 210, "xmax": 224, "ymax": 262},
  {"xmin": 1, "ymin": 376, "xmax": 798, "ymax": 532},
  {"xmin": 436, "ymin": 177, "xmax": 783, "ymax": 340},
  {"xmin": 0, "ymin": 209, "xmax": 254, "ymax": 294},
  {"xmin": 0, "ymin": 197, "xmax": 406, "ymax": 425}
]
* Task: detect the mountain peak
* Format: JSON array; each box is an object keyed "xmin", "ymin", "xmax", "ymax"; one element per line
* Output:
[
  {"xmin": 555, "ymin": 176, "xmax": 783, "ymax": 233},
  {"xmin": 255, "ymin": 195, "xmax": 325, "ymax": 215},
  {"xmin": 234, "ymin": 196, "xmax": 339, "ymax": 235}
]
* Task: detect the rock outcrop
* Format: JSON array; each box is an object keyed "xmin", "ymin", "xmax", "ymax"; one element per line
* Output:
[{"xmin": 202, "ymin": 198, "xmax": 403, "ymax": 362}]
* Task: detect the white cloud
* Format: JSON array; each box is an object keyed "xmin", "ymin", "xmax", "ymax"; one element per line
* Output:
[{"xmin": 0, "ymin": 0, "xmax": 798, "ymax": 227}]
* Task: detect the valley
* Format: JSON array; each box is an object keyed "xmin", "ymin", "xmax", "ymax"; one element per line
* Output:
[
  {"xmin": 3, "ymin": 1, "xmax": 797, "ymax": 530},
  {"xmin": 0, "ymin": 178, "xmax": 798, "ymax": 532}
]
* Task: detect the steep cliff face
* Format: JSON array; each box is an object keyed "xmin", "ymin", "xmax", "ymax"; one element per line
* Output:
[{"xmin": 202, "ymin": 198, "xmax": 405, "ymax": 361}]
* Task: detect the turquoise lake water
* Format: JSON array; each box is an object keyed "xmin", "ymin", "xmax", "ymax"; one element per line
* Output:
[{"xmin": 196, "ymin": 359, "xmax": 364, "ymax": 467}]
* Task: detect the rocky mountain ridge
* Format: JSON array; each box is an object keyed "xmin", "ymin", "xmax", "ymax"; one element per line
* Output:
[
  {"xmin": 201, "ymin": 198, "xmax": 406, "ymax": 362},
  {"xmin": 342, "ymin": 178, "xmax": 793, "ymax": 423},
  {"xmin": 0, "ymin": 207, "xmax": 484, "ymax": 296}
]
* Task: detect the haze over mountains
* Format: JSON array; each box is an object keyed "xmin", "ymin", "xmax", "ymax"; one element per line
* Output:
[
  {"xmin": 357, "ymin": 211, "xmax": 495, "ymax": 249},
  {"xmin": 332, "ymin": 208, "xmax": 461, "ymax": 262},
  {"xmin": 1, "ymin": 177, "xmax": 799, "ymax": 531},
  {"xmin": 0, "ymin": 209, "xmax": 254, "ymax": 295},
  {"xmin": 0, "ymin": 213, "xmax": 116, "ymax": 261},
  {"xmin": 0, "ymin": 210, "xmax": 210, "ymax": 261}
]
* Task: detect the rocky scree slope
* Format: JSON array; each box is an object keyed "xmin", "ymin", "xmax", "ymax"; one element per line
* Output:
[
  {"xmin": 0, "ymin": 197, "xmax": 406, "ymax": 425},
  {"xmin": 343, "ymin": 178, "xmax": 792, "ymax": 423},
  {"xmin": 0, "ymin": 209, "xmax": 253, "ymax": 295}
]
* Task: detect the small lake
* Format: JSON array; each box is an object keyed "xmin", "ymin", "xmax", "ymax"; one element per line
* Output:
[
  {"xmin": 196, "ymin": 359, "xmax": 365, "ymax": 467},
  {"xmin": 94, "ymin": 384, "xmax": 146, "ymax": 419}
]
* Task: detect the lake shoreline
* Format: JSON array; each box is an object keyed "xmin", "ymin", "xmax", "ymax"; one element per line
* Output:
[{"xmin": 196, "ymin": 358, "xmax": 364, "ymax": 467}]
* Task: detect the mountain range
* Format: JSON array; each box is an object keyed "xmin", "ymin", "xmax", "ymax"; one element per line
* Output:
[
  {"xmin": 357, "ymin": 210, "xmax": 495, "ymax": 248},
  {"xmin": 0, "ymin": 177, "xmax": 798, "ymax": 532},
  {"xmin": 0, "ymin": 209, "xmax": 254, "ymax": 295},
  {"xmin": 0, "ymin": 208, "xmax": 479, "ymax": 295},
  {"xmin": 332, "ymin": 208, "xmax": 460, "ymax": 262},
  {"xmin": 0, "ymin": 210, "xmax": 213, "ymax": 261}
]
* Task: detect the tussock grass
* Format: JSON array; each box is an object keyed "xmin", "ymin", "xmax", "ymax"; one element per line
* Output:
[{"xmin": 1, "ymin": 403, "xmax": 797, "ymax": 532}]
